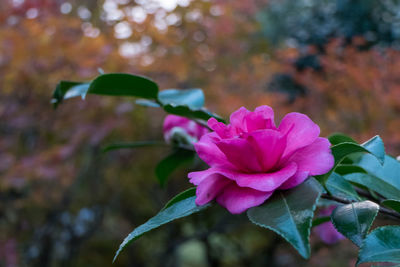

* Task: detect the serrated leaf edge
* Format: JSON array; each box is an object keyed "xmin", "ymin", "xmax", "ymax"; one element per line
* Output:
[
  {"xmin": 357, "ymin": 225, "xmax": 400, "ymax": 265},
  {"xmin": 330, "ymin": 201, "xmax": 379, "ymax": 247}
]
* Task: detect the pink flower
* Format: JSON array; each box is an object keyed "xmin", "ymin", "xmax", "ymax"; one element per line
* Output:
[
  {"xmin": 314, "ymin": 206, "xmax": 345, "ymax": 244},
  {"xmin": 188, "ymin": 106, "xmax": 334, "ymax": 214},
  {"xmin": 163, "ymin": 115, "xmax": 209, "ymax": 144}
]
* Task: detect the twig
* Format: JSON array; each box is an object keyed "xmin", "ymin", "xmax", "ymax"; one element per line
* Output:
[{"xmin": 321, "ymin": 193, "xmax": 400, "ymax": 220}]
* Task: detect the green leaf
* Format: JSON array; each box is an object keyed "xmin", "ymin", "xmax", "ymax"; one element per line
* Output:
[
  {"xmin": 162, "ymin": 187, "xmax": 196, "ymax": 210},
  {"xmin": 52, "ymin": 73, "xmax": 159, "ymax": 107},
  {"xmin": 51, "ymin": 81, "xmax": 88, "ymax": 108},
  {"xmin": 88, "ymin": 73, "xmax": 158, "ymax": 98},
  {"xmin": 316, "ymin": 136, "xmax": 385, "ymax": 184},
  {"xmin": 347, "ymin": 154, "xmax": 400, "ymax": 199},
  {"xmin": 135, "ymin": 99, "xmax": 161, "ymax": 108},
  {"xmin": 381, "ymin": 199, "xmax": 400, "ymax": 213},
  {"xmin": 358, "ymin": 226, "xmax": 400, "ymax": 265},
  {"xmin": 344, "ymin": 154, "xmax": 400, "ymax": 200},
  {"xmin": 163, "ymin": 104, "xmax": 225, "ymax": 123},
  {"xmin": 113, "ymin": 195, "xmax": 209, "ymax": 262},
  {"xmin": 361, "ymin": 135, "xmax": 385, "ymax": 163},
  {"xmin": 328, "ymin": 133, "xmax": 357, "ymax": 145},
  {"xmin": 155, "ymin": 149, "xmax": 195, "ymax": 187},
  {"xmin": 158, "ymin": 89, "xmax": 205, "ymax": 109},
  {"xmin": 326, "ymin": 173, "xmax": 361, "ymax": 201},
  {"xmin": 102, "ymin": 141, "xmax": 166, "ymax": 153},
  {"xmin": 312, "ymin": 216, "xmax": 331, "ymax": 227},
  {"xmin": 331, "ymin": 201, "xmax": 379, "ymax": 247},
  {"xmin": 334, "ymin": 164, "xmax": 367, "ymax": 175},
  {"xmin": 247, "ymin": 178, "xmax": 323, "ymax": 259}
]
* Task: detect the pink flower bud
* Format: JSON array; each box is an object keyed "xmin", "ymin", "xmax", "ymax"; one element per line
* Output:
[{"xmin": 163, "ymin": 115, "xmax": 209, "ymax": 144}]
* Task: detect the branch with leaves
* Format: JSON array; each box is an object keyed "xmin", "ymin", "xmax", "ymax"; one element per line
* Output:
[{"xmin": 53, "ymin": 73, "xmax": 400, "ymax": 266}]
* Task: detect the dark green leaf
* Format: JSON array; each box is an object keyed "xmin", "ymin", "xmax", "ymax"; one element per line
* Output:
[
  {"xmin": 163, "ymin": 104, "xmax": 225, "ymax": 123},
  {"xmin": 326, "ymin": 173, "xmax": 361, "ymax": 201},
  {"xmin": 328, "ymin": 133, "xmax": 357, "ymax": 145},
  {"xmin": 358, "ymin": 226, "xmax": 400, "ymax": 265},
  {"xmin": 52, "ymin": 73, "xmax": 159, "ymax": 107},
  {"xmin": 162, "ymin": 187, "xmax": 196, "ymax": 210},
  {"xmin": 88, "ymin": 73, "xmax": 158, "ymax": 98},
  {"xmin": 312, "ymin": 216, "xmax": 330, "ymax": 227},
  {"xmin": 51, "ymin": 81, "xmax": 88, "ymax": 108},
  {"xmin": 102, "ymin": 141, "xmax": 166, "ymax": 153},
  {"xmin": 113, "ymin": 195, "xmax": 209, "ymax": 262},
  {"xmin": 247, "ymin": 178, "xmax": 323, "ymax": 259},
  {"xmin": 344, "ymin": 154, "xmax": 400, "ymax": 200},
  {"xmin": 347, "ymin": 154, "xmax": 400, "ymax": 199},
  {"xmin": 158, "ymin": 89, "xmax": 205, "ymax": 109},
  {"xmin": 381, "ymin": 199, "xmax": 400, "ymax": 213},
  {"xmin": 316, "ymin": 138, "xmax": 385, "ymax": 184},
  {"xmin": 155, "ymin": 149, "xmax": 195, "ymax": 187},
  {"xmin": 335, "ymin": 164, "xmax": 367, "ymax": 175},
  {"xmin": 331, "ymin": 201, "xmax": 379, "ymax": 247},
  {"xmin": 361, "ymin": 136, "xmax": 385, "ymax": 163}
]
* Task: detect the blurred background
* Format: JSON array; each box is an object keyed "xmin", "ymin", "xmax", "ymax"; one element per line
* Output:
[{"xmin": 1, "ymin": 0, "xmax": 400, "ymax": 266}]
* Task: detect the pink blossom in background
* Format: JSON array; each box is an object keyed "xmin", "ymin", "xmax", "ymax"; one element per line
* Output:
[
  {"xmin": 188, "ymin": 105, "xmax": 334, "ymax": 214},
  {"xmin": 163, "ymin": 115, "xmax": 209, "ymax": 144},
  {"xmin": 314, "ymin": 206, "xmax": 345, "ymax": 244}
]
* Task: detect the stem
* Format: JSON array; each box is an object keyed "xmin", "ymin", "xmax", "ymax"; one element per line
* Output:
[
  {"xmin": 321, "ymin": 193, "xmax": 400, "ymax": 220},
  {"xmin": 193, "ymin": 118, "xmax": 212, "ymax": 131}
]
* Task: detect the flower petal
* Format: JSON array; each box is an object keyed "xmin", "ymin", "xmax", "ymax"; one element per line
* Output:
[
  {"xmin": 314, "ymin": 221, "xmax": 345, "ymax": 245},
  {"xmin": 196, "ymin": 163, "xmax": 297, "ymax": 192},
  {"xmin": 229, "ymin": 107, "xmax": 251, "ymax": 134},
  {"xmin": 290, "ymin": 137, "xmax": 334, "ymax": 176},
  {"xmin": 279, "ymin": 137, "xmax": 333, "ymax": 189},
  {"xmin": 216, "ymin": 184, "xmax": 273, "ymax": 214},
  {"xmin": 246, "ymin": 129, "xmax": 286, "ymax": 171},
  {"xmin": 207, "ymin": 118, "xmax": 234, "ymax": 139},
  {"xmin": 216, "ymin": 138, "xmax": 262, "ymax": 172},
  {"xmin": 195, "ymin": 174, "xmax": 232, "ymax": 206},
  {"xmin": 279, "ymin": 112, "xmax": 320, "ymax": 158},
  {"xmin": 194, "ymin": 132, "xmax": 236, "ymax": 169},
  {"xmin": 244, "ymin": 105, "xmax": 276, "ymax": 132},
  {"xmin": 279, "ymin": 171, "xmax": 310, "ymax": 190},
  {"xmin": 188, "ymin": 168, "xmax": 217, "ymax": 185},
  {"xmin": 234, "ymin": 162, "xmax": 297, "ymax": 191}
]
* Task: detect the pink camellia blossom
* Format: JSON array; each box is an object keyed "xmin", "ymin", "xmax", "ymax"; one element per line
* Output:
[
  {"xmin": 163, "ymin": 115, "xmax": 209, "ymax": 144},
  {"xmin": 188, "ymin": 105, "xmax": 334, "ymax": 214},
  {"xmin": 314, "ymin": 206, "xmax": 345, "ymax": 244}
]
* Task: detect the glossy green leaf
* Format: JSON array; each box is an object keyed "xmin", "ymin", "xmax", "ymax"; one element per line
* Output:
[
  {"xmin": 162, "ymin": 187, "xmax": 196, "ymax": 210},
  {"xmin": 88, "ymin": 73, "xmax": 158, "ymax": 98},
  {"xmin": 361, "ymin": 136, "xmax": 385, "ymax": 163},
  {"xmin": 345, "ymin": 172, "xmax": 400, "ymax": 200},
  {"xmin": 328, "ymin": 133, "xmax": 357, "ymax": 145},
  {"xmin": 381, "ymin": 199, "xmax": 400, "ymax": 213},
  {"xmin": 331, "ymin": 201, "xmax": 379, "ymax": 247},
  {"xmin": 326, "ymin": 173, "xmax": 361, "ymax": 201},
  {"xmin": 158, "ymin": 88, "xmax": 205, "ymax": 109},
  {"xmin": 344, "ymin": 154, "xmax": 400, "ymax": 200},
  {"xmin": 316, "ymin": 136, "xmax": 385, "ymax": 184},
  {"xmin": 102, "ymin": 141, "xmax": 166, "ymax": 153},
  {"xmin": 51, "ymin": 81, "xmax": 88, "ymax": 108},
  {"xmin": 358, "ymin": 226, "xmax": 400, "ymax": 265},
  {"xmin": 113, "ymin": 195, "xmax": 209, "ymax": 262},
  {"xmin": 52, "ymin": 73, "xmax": 159, "ymax": 107},
  {"xmin": 155, "ymin": 149, "xmax": 195, "ymax": 187},
  {"xmin": 347, "ymin": 154, "xmax": 400, "ymax": 199},
  {"xmin": 312, "ymin": 216, "xmax": 330, "ymax": 227},
  {"xmin": 247, "ymin": 178, "xmax": 323, "ymax": 259},
  {"xmin": 335, "ymin": 164, "xmax": 367, "ymax": 175},
  {"xmin": 163, "ymin": 104, "xmax": 225, "ymax": 123}
]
